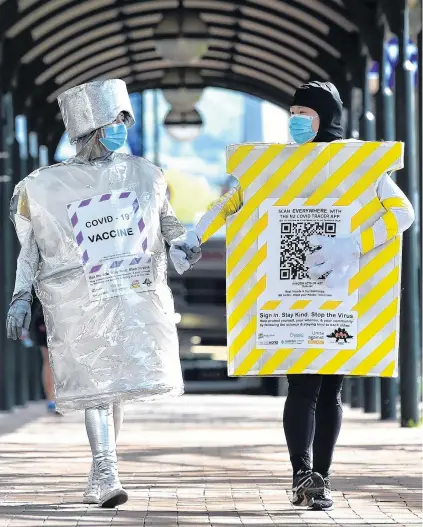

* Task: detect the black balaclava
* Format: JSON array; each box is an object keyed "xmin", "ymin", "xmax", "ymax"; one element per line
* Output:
[{"xmin": 291, "ymin": 81, "xmax": 344, "ymax": 142}]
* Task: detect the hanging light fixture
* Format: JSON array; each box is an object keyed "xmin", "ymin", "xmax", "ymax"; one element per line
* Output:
[
  {"xmin": 164, "ymin": 108, "xmax": 203, "ymax": 142},
  {"xmin": 154, "ymin": 6, "xmax": 209, "ymax": 63},
  {"xmin": 162, "ymin": 70, "xmax": 203, "ymax": 112}
]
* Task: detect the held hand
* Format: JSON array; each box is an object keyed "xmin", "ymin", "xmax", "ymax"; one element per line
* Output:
[
  {"xmin": 169, "ymin": 246, "xmax": 191, "ymax": 275},
  {"xmin": 6, "ymin": 299, "xmax": 32, "ymax": 340},
  {"xmin": 171, "ymin": 231, "xmax": 202, "ymax": 267}
]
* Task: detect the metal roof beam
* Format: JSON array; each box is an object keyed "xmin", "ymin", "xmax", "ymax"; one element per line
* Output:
[
  {"xmin": 37, "ymin": 67, "xmax": 295, "ymax": 139},
  {"xmin": 3, "ymin": 2, "xmax": 357, "ymax": 73},
  {"xmin": 11, "ymin": 12, "xmax": 348, "ymax": 110},
  {"xmin": 28, "ymin": 56, "xmax": 297, "ymax": 117}
]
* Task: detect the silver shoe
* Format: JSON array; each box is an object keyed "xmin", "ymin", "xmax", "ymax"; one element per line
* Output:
[
  {"xmin": 83, "ymin": 401, "xmax": 125, "ymax": 505},
  {"xmin": 97, "ymin": 454, "xmax": 128, "ymax": 508},
  {"xmin": 83, "ymin": 462, "xmax": 100, "ymax": 504},
  {"xmin": 85, "ymin": 404, "xmax": 128, "ymax": 508}
]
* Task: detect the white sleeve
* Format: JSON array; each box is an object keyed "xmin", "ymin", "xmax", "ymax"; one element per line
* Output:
[
  {"xmin": 195, "ymin": 185, "xmax": 243, "ymax": 243},
  {"xmin": 354, "ymin": 173, "xmax": 415, "ymax": 254}
]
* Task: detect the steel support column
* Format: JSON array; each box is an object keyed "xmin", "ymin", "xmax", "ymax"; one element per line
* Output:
[
  {"xmin": 375, "ymin": 22, "xmax": 398, "ymax": 420},
  {"xmin": 139, "ymin": 91, "xmax": 145, "ymax": 158},
  {"xmin": 395, "ymin": 0, "xmax": 421, "ymax": 427},
  {"xmin": 12, "ymin": 113, "xmax": 28, "ymax": 407},
  {"xmin": 26, "ymin": 113, "xmax": 43, "ymax": 403},
  {"xmin": 153, "ymin": 89, "xmax": 160, "ymax": 167},
  {"xmin": 0, "ymin": 41, "xmax": 15, "ymax": 411},
  {"xmin": 359, "ymin": 53, "xmax": 379, "ymax": 414},
  {"xmin": 0, "ymin": 89, "xmax": 17, "ymax": 411},
  {"xmin": 418, "ymin": 30, "xmax": 422, "ymax": 394}
]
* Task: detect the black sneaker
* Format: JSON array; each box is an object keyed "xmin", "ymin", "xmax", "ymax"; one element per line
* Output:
[
  {"xmin": 308, "ymin": 477, "xmax": 334, "ymax": 511},
  {"xmin": 292, "ymin": 469, "xmax": 325, "ymax": 506}
]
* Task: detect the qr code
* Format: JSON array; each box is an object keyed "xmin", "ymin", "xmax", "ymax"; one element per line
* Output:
[{"xmin": 279, "ymin": 222, "xmax": 336, "ymax": 280}]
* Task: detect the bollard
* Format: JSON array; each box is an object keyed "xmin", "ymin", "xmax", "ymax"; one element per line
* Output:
[
  {"xmin": 364, "ymin": 378, "xmax": 379, "ymax": 413},
  {"xmin": 380, "ymin": 377, "xmax": 398, "ymax": 420},
  {"xmin": 350, "ymin": 378, "xmax": 364, "ymax": 409},
  {"xmin": 341, "ymin": 377, "xmax": 351, "ymax": 405},
  {"xmin": 28, "ymin": 348, "xmax": 43, "ymax": 401}
]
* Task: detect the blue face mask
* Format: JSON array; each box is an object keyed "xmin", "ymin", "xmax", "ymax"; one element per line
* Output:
[
  {"xmin": 99, "ymin": 122, "xmax": 127, "ymax": 151},
  {"xmin": 289, "ymin": 115, "xmax": 317, "ymax": 144}
]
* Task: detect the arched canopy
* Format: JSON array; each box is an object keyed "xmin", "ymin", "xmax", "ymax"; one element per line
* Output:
[{"xmin": 0, "ymin": 0, "xmax": 372, "ymax": 144}]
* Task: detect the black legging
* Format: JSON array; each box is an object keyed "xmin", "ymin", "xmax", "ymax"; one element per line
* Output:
[{"xmin": 283, "ymin": 374, "xmax": 344, "ymax": 478}]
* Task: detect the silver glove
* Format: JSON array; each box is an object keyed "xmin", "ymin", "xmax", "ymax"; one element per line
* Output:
[
  {"xmin": 171, "ymin": 231, "xmax": 202, "ymax": 266},
  {"xmin": 7, "ymin": 294, "xmax": 32, "ymax": 340},
  {"xmin": 169, "ymin": 246, "xmax": 191, "ymax": 275}
]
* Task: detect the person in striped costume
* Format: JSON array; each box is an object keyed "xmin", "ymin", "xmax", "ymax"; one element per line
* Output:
[{"xmin": 171, "ymin": 81, "xmax": 414, "ymax": 511}]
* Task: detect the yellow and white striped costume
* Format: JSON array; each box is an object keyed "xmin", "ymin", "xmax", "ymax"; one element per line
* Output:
[
  {"xmin": 196, "ymin": 153, "xmax": 413, "ymax": 251},
  {"xmin": 194, "ymin": 140, "xmax": 414, "ymax": 378}
]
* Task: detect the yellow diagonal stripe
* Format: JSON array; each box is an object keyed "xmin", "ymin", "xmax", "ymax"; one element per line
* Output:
[
  {"xmin": 304, "ymin": 143, "xmax": 381, "ymax": 205},
  {"xmin": 259, "ymin": 348, "xmax": 294, "ymax": 375},
  {"xmin": 287, "ymin": 348, "xmax": 326, "ymax": 374},
  {"xmin": 352, "ymin": 267, "xmax": 399, "ymax": 318},
  {"xmin": 227, "ymin": 144, "xmax": 255, "ymax": 174},
  {"xmin": 239, "ymin": 144, "xmax": 286, "ymax": 190},
  {"xmin": 349, "ymin": 237, "xmax": 400, "ymax": 294},
  {"xmin": 227, "ymin": 143, "xmax": 317, "ymax": 242},
  {"xmin": 349, "ymin": 332, "xmax": 396, "ymax": 375},
  {"xmin": 382, "ymin": 197, "xmax": 407, "ymax": 209},
  {"xmin": 350, "ymin": 197, "xmax": 382, "ymax": 232},
  {"xmin": 228, "ymin": 276, "xmax": 266, "ymax": 333},
  {"xmin": 335, "ymin": 143, "xmax": 403, "ymax": 206},
  {"xmin": 320, "ymin": 300, "xmax": 343, "ymax": 310},
  {"xmin": 290, "ymin": 300, "xmax": 311, "ymax": 310},
  {"xmin": 356, "ymin": 299, "xmax": 398, "ymax": 348},
  {"xmin": 274, "ymin": 142, "xmax": 345, "ymax": 206},
  {"xmin": 318, "ymin": 298, "xmax": 398, "ymax": 374},
  {"xmin": 361, "ymin": 227, "xmax": 375, "ymax": 253},
  {"xmin": 234, "ymin": 348, "xmax": 266, "ymax": 376},
  {"xmin": 382, "ymin": 211, "xmax": 399, "ymax": 240},
  {"xmin": 380, "ymin": 361, "xmax": 396, "ymax": 377},
  {"xmin": 228, "ymin": 317, "xmax": 257, "ymax": 363},
  {"xmin": 227, "ymin": 213, "xmax": 268, "ymax": 274},
  {"xmin": 261, "ymin": 300, "xmax": 281, "ymax": 310},
  {"xmin": 227, "ymin": 244, "xmax": 267, "ymax": 304}
]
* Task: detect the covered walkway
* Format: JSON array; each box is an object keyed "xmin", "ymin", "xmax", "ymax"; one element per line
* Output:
[
  {"xmin": 0, "ymin": 0, "xmax": 421, "ymax": 427},
  {"xmin": 0, "ymin": 395, "xmax": 421, "ymax": 526}
]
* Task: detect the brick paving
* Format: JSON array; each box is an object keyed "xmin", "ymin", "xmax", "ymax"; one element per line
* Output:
[{"xmin": 0, "ymin": 395, "xmax": 421, "ymax": 527}]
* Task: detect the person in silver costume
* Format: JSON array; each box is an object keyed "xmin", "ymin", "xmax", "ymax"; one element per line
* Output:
[{"xmin": 6, "ymin": 79, "xmax": 201, "ymax": 508}]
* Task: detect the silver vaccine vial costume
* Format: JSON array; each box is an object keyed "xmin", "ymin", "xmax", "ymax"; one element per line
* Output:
[{"xmin": 8, "ymin": 79, "xmax": 188, "ymax": 506}]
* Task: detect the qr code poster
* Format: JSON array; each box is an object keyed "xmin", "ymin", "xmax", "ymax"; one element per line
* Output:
[
  {"xmin": 256, "ymin": 198, "xmax": 360, "ymax": 350},
  {"xmin": 225, "ymin": 140, "xmax": 404, "ymax": 379}
]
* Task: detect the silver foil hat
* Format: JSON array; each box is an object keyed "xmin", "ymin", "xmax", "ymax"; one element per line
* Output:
[{"xmin": 57, "ymin": 79, "xmax": 135, "ymax": 144}]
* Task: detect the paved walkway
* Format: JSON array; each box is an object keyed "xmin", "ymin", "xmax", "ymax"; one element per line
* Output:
[{"xmin": 0, "ymin": 395, "xmax": 421, "ymax": 527}]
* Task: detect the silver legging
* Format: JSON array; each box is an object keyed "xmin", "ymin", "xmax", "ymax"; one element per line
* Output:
[{"xmin": 85, "ymin": 401, "xmax": 125, "ymax": 463}]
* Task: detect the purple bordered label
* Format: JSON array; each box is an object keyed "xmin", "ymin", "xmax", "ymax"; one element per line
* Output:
[
  {"xmin": 66, "ymin": 190, "xmax": 154, "ymax": 301},
  {"xmin": 66, "ymin": 190, "xmax": 148, "ymax": 267}
]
